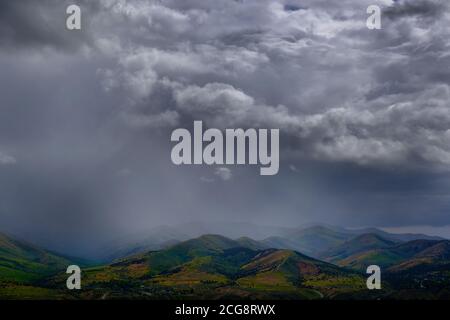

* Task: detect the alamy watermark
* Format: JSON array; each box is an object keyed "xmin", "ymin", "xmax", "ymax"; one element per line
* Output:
[
  {"xmin": 366, "ymin": 265, "xmax": 381, "ymax": 289},
  {"xmin": 66, "ymin": 4, "xmax": 81, "ymax": 30},
  {"xmin": 65, "ymin": 4, "xmax": 380, "ymax": 31},
  {"xmin": 171, "ymin": 121, "xmax": 279, "ymax": 176},
  {"xmin": 66, "ymin": 265, "xmax": 81, "ymax": 290},
  {"xmin": 367, "ymin": 5, "xmax": 381, "ymax": 30}
]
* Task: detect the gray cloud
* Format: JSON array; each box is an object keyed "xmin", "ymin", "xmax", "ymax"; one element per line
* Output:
[
  {"xmin": 88, "ymin": 0, "xmax": 450, "ymax": 171},
  {"xmin": 0, "ymin": 0, "xmax": 96, "ymax": 52},
  {"xmin": 1, "ymin": 0, "xmax": 450, "ymax": 256}
]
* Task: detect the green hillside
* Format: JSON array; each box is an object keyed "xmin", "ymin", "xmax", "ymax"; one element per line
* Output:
[
  {"xmin": 56, "ymin": 234, "xmax": 368, "ymax": 299},
  {"xmin": 336, "ymin": 239, "xmax": 445, "ymax": 271},
  {"xmin": 0, "ymin": 233, "xmax": 73, "ymax": 284},
  {"xmin": 320, "ymin": 233, "xmax": 397, "ymax": 263},
  {"xmin": 0, "ymin": 232, "xmax": 81, "ymax": 299},
  {"xmin": 237, "ymin": 248, "xmax": 366, "ymax": 298},
  {"xmin": 387, "ymin": 241, "xmax": 450, "ymax": 273},
  {"xmin": 2, "ymin": 231, "xmax": 449, "ymax": 300}
]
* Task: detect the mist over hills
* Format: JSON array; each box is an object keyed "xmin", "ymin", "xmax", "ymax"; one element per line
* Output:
[{"xmin": 99, "ymin": 223, "xmax": 445, "ymax": 262}]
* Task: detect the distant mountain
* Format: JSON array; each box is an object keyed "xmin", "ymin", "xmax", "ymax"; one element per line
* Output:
[
  {"xmin": 175, "ymin": 221, "xmax": 294, "ymax": 241},
  {"xmin": 98, "ymin": 223, "xmax": 445, "ymax": 262},
  {"xmin": 100, "ymin": 222, "xmax": 289, "ymax": 262},
  {"xmin": 100, "ymin": 225, "xmax": 190, "ymax": 262},
  {"xmin": 261, "ymin": 225, "xmax": 444, "ymax": 260},
  {"xmin": 261, "ymin": 236, "xmax": 300, "ymax": 251},
  {"xmin": 0, "ymin": 232, "xmax": 73, "ymax": 284},
  {"xmin": 262, "ymin": 226, "xmax": 354, "ymax": 258},
  {"xmin": 320, "ymin": 233, "xmax": 398, "ymax": 263},
  {"xmin": 235, "ymin": 237, "xmax": 268, "ymax": 251},
  {"xmin": 346, "ymin": 227, "xmax": 444, "ymax": 242}
]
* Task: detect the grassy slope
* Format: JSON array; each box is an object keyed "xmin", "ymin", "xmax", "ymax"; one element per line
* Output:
[
  {"xmin": 0, "ymin": 233, "xmax": 81, "ymax": 299},
  {"xmin": 0, "ymin": 233, "xmax": 73, "ymax": 284}
]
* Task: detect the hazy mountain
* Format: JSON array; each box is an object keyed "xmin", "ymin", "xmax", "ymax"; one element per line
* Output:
[
  {"xmin": 97, "ymin": 223, "xmax": 445, "ymax": 262},
  {"xmin": 320, "ymin": 233, "xmax": 398, "ymax": 263},
  {"xmin": 264, "ymin": 226, "xmax": 355, "ymax": 258},
  {"xmin": 235, "ymin": 237, "xmax": 268, "ymax": 251},
  {"xmin": 98, "ymin": 222, "xmax": 294, "ymax": 262},
  {"xmin": 347, "ymin": 227, "xmax": 444, "ymax": 242},
  {"xmin": 99, "ymin": 225, "xmax": 190, "ymax": 262},
  {"xmin": 261, "ymin": 225, "xmax": 444, "ymax": 259},
  {"xmin": 261, "ymin": 236, "xmax": 300, "ymax": 251}
]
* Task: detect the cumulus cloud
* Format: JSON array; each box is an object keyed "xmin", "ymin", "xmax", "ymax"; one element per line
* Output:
[{"xmin": 84, "ymin": 0, "xmax": 450, "ymax": 171}]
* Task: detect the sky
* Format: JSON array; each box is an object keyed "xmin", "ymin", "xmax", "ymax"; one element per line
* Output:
[{"xmin": 1, "ymin": 0, "xmax": 450, "ymax": 256}]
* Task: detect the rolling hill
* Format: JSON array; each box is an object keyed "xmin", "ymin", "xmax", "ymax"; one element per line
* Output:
[
  {"xmin": 320, "ymin": 233, "xmax": 398, "ymax": 263},
  {"xmin": 382, "ymin": 240, "xmax": 450, "ymax": 298},
  {"xmin": 237, "ymin": 248, "xmax": 366, "ymax": 298},
  {"xmin": 0, "ymin": 232, "xmax": 74, "ymax": 284},
  {"xmin": 387, "ymin": 240, "xmax": 450, "ymax": 273},
  {"xmin": 0, "ymin": 232, "xmax": 80, "ymax": 299},
  {"xmin": 61, "ymin": 234, "xmax": 367, "ymax": 299},
  {"xmin": 97, "ymin": 224, "xmax": 445, "ymax": 263},
  {"xmin": 1, "ymin": 229, "xmax": 449, "ymax": 300},
  {"xmin": 333, "ymin": 239, "xmax": 450, "ymax": 271},
  {"xmin": 261, "ymin": 225, "xmax": 444, "ymax": 262}
]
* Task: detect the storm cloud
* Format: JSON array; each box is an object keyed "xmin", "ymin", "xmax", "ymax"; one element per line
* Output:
[{"xmin": 1, "ymin": 0, "xmax": 450, "ymax": 256}]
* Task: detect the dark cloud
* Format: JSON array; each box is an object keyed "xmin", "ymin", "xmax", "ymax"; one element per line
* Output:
[
  {"xmin": 0, "ymin": 0, "xmax": 96, "ymax": 52},
  {"xmin": 385, "ymin": 0, "xmax": 447, "ymax": 19},
  {"xmin": 1, "ymin": 0, "xmax": 450, "ymax": 256}
]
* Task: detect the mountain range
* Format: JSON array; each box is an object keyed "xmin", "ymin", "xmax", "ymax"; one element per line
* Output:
[
  {"xmin": 98, "ymin": 223, "xmax": 443, "ymax": 262},
  {"xmin": 0, "ymin": 225, "xmax": 449, "ymax": 300}
]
